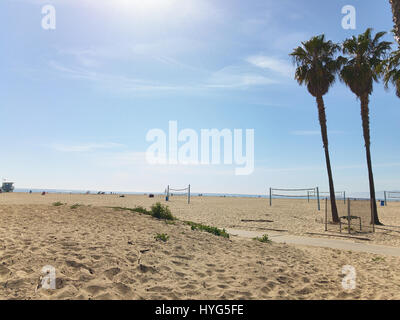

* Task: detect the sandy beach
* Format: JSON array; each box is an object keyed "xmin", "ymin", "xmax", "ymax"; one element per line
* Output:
[
  {"xmin": 0, "ymin": 193, "xmax": 400, "ymax": 300},
  {"xmin": 2, "ymin": 193, "xmax": 400, "ymax": 245}
]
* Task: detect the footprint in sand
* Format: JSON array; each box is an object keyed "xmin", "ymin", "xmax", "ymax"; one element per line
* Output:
[
  {"xmin": 104, "ymin": 267, "xmax": 121, "ymax": 280},
  {"xmin": 0, "ymin": 265, "xmax": 11, "ymax": 280},
  {"xmin": 84, "ymin": 285, "xmax": 108, "ymax": 296},
  {"xmin": 137, "ymin": 264, "xmax": 157, "ymax": 273},
  {"xmin": 114, "ymin": 282, "xmax": 132, "ymax": 295}
]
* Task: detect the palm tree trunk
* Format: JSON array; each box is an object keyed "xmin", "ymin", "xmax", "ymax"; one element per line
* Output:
[
  {"xmin": 316, "ymin": 96, "xmax": 339, "ymax": 223},
  {"xmin": 390, "ymin": 0, "xmax": 400, "ymax": 45},
  {"xmin": 360, "ymin": 94, "xmax": 382, "ymax": 225}
]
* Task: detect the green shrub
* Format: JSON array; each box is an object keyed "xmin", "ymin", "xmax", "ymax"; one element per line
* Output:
[
  {"xmin": 185, "ymin": 221, "xmax": 229, "ymax": 238},
  {"xmin": 154, "ymin": 233, "xmax": 169, "ymax": 242},
  {"xmin": 70, "ymin": 204, "xmax": 82, "ymax": 210},
  {"xmin": 150, "ymin": 202, "xmax": 175, "ymax": 220},
  {"xmin": 110, "ymin": 203, "xmax": 175, "ymax": 220},
  {"xmin": 110, "ymin": 206, "xmax": 151, "ymax": 215},
  {"xmin": 254, "ymin": 234, "xmax": 272, "ymax": 244},
  {"xmin": 132, "ymin": 206, "xmax": 151, "ymax": 215},
  {"xmin": 372, "ymin": 256, "xmax": 385, "ymax": 262},
  {"xmin": 52, "ymin": 202, "xmax": 64, "ymax": 207}
]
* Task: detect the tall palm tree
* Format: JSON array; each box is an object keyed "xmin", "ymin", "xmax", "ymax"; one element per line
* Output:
[
  {"xmin": 383, "ymin": 49, "xmax": 400, "ymax": 97},
  {"xmin": 290, "ymin": 35, "xmax": 340, "ymax": 223},
  {"xmin": 339, "ymin": 28, "xmax": 392, "ymax": 225},
  {"xmin": 390, "ymin": 0, "xmax": 400, "ymax": 45}
]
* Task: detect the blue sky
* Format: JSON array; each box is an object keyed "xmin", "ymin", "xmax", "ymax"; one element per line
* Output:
[{"xmin": 0, "ymin": 0, "xmax": 399, "ymax": 195}]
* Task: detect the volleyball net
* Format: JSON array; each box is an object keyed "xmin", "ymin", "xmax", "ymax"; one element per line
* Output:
[
  {"xmin": 166, "ymin": 184, "xmax": 191, "ymax": 204},
  {"xmin": 269, "ymin": 187, "xmax": 320, "ymax": 210},
  {"xmin": 313, "ymin": 190, "xmax": 346, "ymax": 203},
  {"xmin": 384, "ymin": 191, "xmax": 400, "ymax": 205}
]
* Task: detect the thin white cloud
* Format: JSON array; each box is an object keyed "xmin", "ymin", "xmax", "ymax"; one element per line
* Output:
[
  {"xmin": 246, "ymin": 55, "xmax": 294, "ymax": 78},
  {"xmin": 291, "ymin": 130, "xmax": 345, "ymax": 136},
  {"xmin": 206, "ymin": 65, "xmax": 279, "ymax": 89},
  {"xmin": 336, "ymin": 162, "xmax": 400, "ymax": 170},
  {"xmin": 48, "ymin": 61, "xmax": 189, "ymax": 92},
  {"xmin": 51, "ymin": 143, "xmax": 125, "ymax": 153},
  {"xmin": 48, "ymin": 60, "xmax": 278, "ymax": 92}
]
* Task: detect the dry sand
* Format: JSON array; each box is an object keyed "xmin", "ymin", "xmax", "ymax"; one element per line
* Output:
[{"xmin": 0, "ymin": 193, "xmax": 399, "ymax": 299}]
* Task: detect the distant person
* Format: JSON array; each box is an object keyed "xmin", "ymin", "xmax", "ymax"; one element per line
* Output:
[
  {"xmin": 29, "ymin": 190, "xmax": 32, "ymax": 194},
  {"xmin": 41, "ymin": 191, "xmax": 46, "ymax": 196}
]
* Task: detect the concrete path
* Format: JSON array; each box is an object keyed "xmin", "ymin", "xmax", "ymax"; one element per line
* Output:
[{"xmin": 226, "ymin": 228, "xmax": 400, "ymax": 257}]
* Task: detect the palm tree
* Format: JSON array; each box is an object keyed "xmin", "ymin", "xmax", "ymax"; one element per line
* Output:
[
  {"xmin": 290, "ymin": 35, "xmax": 341, "ymax": 223},
  {"xmin": 390, "ymin": 0, "xmax": 400, "ymax": 45},
  {"xmin": 339, "ymin": 28, "xmax": 392, "ymax": 225},
  {"xmin": 383, "ymin": 49, "xmax": 400, "ymax": 97}
]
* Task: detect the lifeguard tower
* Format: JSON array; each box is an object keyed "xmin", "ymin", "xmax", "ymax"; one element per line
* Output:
[{"xmin": 1, "ymin": 181, "xmax": 14, "ymax": 193}]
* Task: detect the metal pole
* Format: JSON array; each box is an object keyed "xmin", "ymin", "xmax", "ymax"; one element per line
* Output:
[
  {"xmin": 325, "ymin": 198, "xmax": 328, "ymax": 232},
  {"xmin": 307, "ymin": 191, "xmax": 310, "ymax": 203},
  {"xmin": 167, "ymin": 185, "xmax": 169, "ymax": 201},
  {"xmin": 269, "ymin": 188, "xmax": 272, "ymax": 206},
  {"xmin": 347, "ymin": 198, "xmax": 351, "ymax": 234},
  {"xmin": 344, "ymin": 191, "xmax": 346, "ymax": 204},
  {"xmin": 317, "ymin": 187, "xmax": 320, "ymax": 211},
  {"xmin": 188, "ymin": 184, "xmax": 191, "ymax": 204},
  {"xmin": 384, "ymin": 191, "xmax": 387, "ymax": 206},
  {"xmin": 371, "ymin": 198, "xmax": 375, "ymax": 233}
]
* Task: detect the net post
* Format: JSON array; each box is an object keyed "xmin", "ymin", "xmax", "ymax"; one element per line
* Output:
[
  {"xmin": 344, "ymin": 191, "xmax": 346, "ymax": 204},
  {"xmin": 269, "ymin": 188, "xmax": 272, "ymax": 206},
  {"xmin": 188, "ymin": 184, "xmax": 191, "ymax": 204},
  {"xmin": 316, "ymin": 187, "xmax": 320, "ymax": 211},
  {"xmin": 347, "ymin": 198, "xmax": 351, "ymax": 234},
  {"xmin": 325, "ymin": 197, "xmax": 328, "ymax": 232},
  {"xmin": 384, "ymin": 191, "xmax": 387, "ymax": 206},
  {"xmin": 166, "ymin": 185, "xmax": 170, "ymax": 201},
  {"xmin": 307, "ymin": 191, "xmax": 310, "ymax": 203},
  {"xmin": 371, "ymin": 198, "xmax": 375, "ymax": 233}
]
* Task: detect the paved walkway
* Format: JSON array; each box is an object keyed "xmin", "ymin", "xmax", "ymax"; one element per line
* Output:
[{"xmin": 226, "ymin": 228, "xmax": 400, "ymax": 257}]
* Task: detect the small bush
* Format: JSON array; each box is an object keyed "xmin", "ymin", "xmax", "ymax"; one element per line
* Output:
[
  {"xmin": 110, "ymin": 203, "xmax": 175, "ymax": 220},
  {"xmin": 254, "ymin": 234, "xmax": 272, "ymax": 244},
  {"xmin": 133, "ymin": 206, "xmax": 151, "ymax": 215},
  {"xmin": 372, "ymin": 256, "xmax": 385, "ymax": 262},
  {"xmin": 185, "ymin": 221, "xmax": 229, "ymax": 238},
  {"xmin": 110, "ymin": 206, "xmax": 151, "ymax": 215},
  {"xmin": 150, "ymin": 202, "xmax": 175, "ymax": 220},
  {"xmin": 70, "ymin": 204, "xmax": 82, "ymax": 210},
  {"xmin": 154, "ymin": 233, "xmax": 169, "ymax": 242},
  {"xmin": 52, "ymin": 202, "xmax": 64, "ymax": 207}
]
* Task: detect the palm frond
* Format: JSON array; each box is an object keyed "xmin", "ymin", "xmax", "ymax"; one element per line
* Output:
[{"xmin": 289, "ymin": 35, "xmax": 341, "ymax": 97}]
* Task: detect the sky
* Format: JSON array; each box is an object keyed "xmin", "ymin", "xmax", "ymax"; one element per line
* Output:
[{"xmin": 0, "ymin": 0, "xmax": 399, "ymax": 195}]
